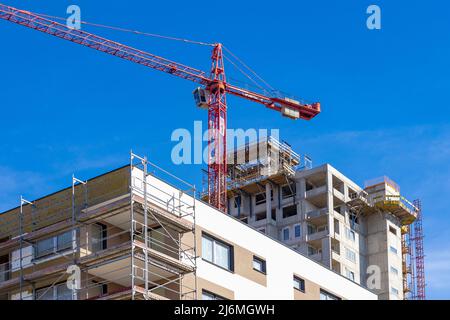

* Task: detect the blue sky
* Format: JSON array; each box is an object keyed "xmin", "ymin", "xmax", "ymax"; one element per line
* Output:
[{"xmin": 0, "ymin": 0, "xmax": 449, "ymax": 299}]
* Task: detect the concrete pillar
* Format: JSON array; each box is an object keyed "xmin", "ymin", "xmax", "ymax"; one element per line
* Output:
[
  {"xmin": 265, "ymin": 183, "xmax": 272, "ymax": 220},
  {"xmin": 326, "ymin": 169, "xmax": 334, "ymax": 234},
  {"xmin": 298, "ymin": 178, "xmax": 306, "ymax": 199}
]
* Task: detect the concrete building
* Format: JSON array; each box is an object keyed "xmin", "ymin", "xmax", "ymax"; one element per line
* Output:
[
  {"xmin": 226, "ymin": 138, "xmax": 419, "ymax": 300},
  {"xmin": 0, "ymin": 153, "xmax": 376, "ymax": 300}
]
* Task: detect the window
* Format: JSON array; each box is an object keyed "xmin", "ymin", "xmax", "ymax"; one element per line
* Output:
[
  {"xmin": 391, "ymin": 287, "xmax": 399, "ymax": 297},
  {"xmin": 202, "ymin": 290, "xmax": 225, "ymax": 300},
  {"xmin": 390, "ymin": 245, "xmax": 398, "ymax": 255},
  {"xmin": 294, "ymin": 224, "xmax": 301, "ymax": 238},
  {"xmin": 320, "ymin": 289, "xmax": 341, "ymax": 300},
  {"xmin": 345, "ymin": 247, "xmax": 356, "ymax": 263},
  {"xmin": 282, "ymin": 228, "xmax": 290, "ymax": 241},
  {"xmin": 293, "ymin": 276, "xmax": 305, "ymax": 292},
  {"xmin": 346, "ymin": 268, "xmax": 355, "ymax": 282},
  {"xmin": 346, "ymin": 228, "xmax": 355, "ymax": 242},
  {"xmin": 282, "ymin": 205, "xmax": 297, "ymax": 218},
  {"xmin": 35, "ymin": 237, "xmax": 54, "ymax": 258},
  {"xmin": 202, "ymin": 234, "xmax": 233, "ymax": 271},
  {"xmin": 389, "ymin": 226, "xmax": 397, "ymax": 235},
  {"xmin": 390, "ymin": 266, "xmax": 399, "ymax": 276},
  {"xmin": 334, "ymin": 219, "xmax": 340, "ymax": 235},
  {"xmin": 307, "ymin": 224, "xmax": 316, "ymax": 235},
  {"xmin": 35, "ymin": 231, "xmax": 73, "ymax": 259},
  {"xmin": 57, "ymin": 231, "xmax": 72, "ymax": 252},
  {"xmin": 252, "ymin": 256, "xmax": 266, "ymax": 274},
  {"xmin": 36, "ymin": 283, "xmax": 73, "ymax": 300},
  {"xmin": 282, "ymin": 183, "xmax": 296, "ymax": 199},
  {"xmin": 91, "ymin": 224, "xmax": 107, "ymax": 252}
]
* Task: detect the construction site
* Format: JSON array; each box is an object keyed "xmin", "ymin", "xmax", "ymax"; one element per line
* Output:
[{"xmin": 0, "ymin": 3, "xmax": 426, "ymax": 301}]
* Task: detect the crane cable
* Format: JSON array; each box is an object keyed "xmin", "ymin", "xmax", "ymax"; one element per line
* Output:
[
  {"xmin": 223, "ymin": 55, "xmax": 268, "ymax": 94},
  {"xmin": 223, "ymin": 45, "xmax": 275, "ymax": 92},
  {"xmin": 31, "ymin": 11, "xmax": 214, "ymax": 47},
  {"xmin": 31, "ymin": 11, "xmax": 275, "ymax": 93}
]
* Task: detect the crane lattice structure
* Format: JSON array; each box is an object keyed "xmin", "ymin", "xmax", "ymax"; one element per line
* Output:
[
  {"xmin": 0, "ymin": 3, "xmax": 321, "ymax": 213},
  {"xmin": 412, "ymin": 199, "xmax": 425, "ymax": 300}
]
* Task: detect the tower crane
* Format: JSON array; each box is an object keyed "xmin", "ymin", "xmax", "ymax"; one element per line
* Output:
[{"xmin": 0, "ymin": 3, "xmax": 321, "ymax": 212}]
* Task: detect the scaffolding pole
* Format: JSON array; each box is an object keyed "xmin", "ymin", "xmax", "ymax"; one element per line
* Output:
[
  {"xmin": 72, "ymin": 175, "xmax": 87, "ymax": 300},
  {"xmin": 19, "ymin": 196, "xmax": 33, "ymax": 300}
]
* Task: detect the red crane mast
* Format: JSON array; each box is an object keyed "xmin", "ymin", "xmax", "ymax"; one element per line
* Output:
[{"xmin": 0, "ymin": 3, "xmax": 321, "ymax": 212}]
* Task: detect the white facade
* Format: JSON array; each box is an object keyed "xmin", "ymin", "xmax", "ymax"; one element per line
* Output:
[{"xmin": 134, "ymin": 168, "xmax": 377, "ymax": 300}]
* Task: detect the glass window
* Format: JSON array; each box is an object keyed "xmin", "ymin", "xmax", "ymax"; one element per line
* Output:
[
  {"xmin": 294, "ymin": 224, "xmax": 301, "ymax": 238},
  {"xmin": 202, "ymin": 234, "xmax": 233, "ymax": 271},
  {"xmin": 253, "ymin": 256, "xmax": 266, "ymax": 273},
  {"xmin": 320, "ymin": 289, "xmax": 341, "ymax": 300},
  {"xmin": 35, "ymin": 237, "xmax": 55, "ymax": 258},
  {"xmin": 346, "ymin": 269, "xmax": 355, "ymax": 282},
  {"xmin": 391, "ymin": 287, "xmax": 399, "ymax": 296},
  {"xmin": 57, "ymin": 231, "xmax": 72, "ymax": 252},
  {"xmin": 36, "ymin": 284, "xmax": 74, "ymax": 300},
  {"xmin": 307, "ymin": 224, "xmax": 316, "ymax": 235},
  {"xmin": 56, "ymin": 283, "xmax": 73, "ymax": 300},
  {"xmin": 91, "ymin": 224, "xmax": 106, "ymax": 252},
  {"xmin": 345, "ymin": 248, "xmax": 356, "ymax": 263},
  {"xmin": 390, "ymin": 266, "xmax": 399, "ymax": 276},
  {"xmin": 346, "ymin": 228, "xmax": 355, "ymax": 242},
  {"xmin": 293, "ymin": 276, "xmax": 305, "ymax": 292},
  {"xmin": 390, "ymin": 245, "xmax": 398, "ymax": 255},
  {"xmin": 202, "ymin": 290, "xmax": 225, "ymax": 300},
  {"xmin": 201, "ymin": 236, "xmax": 213, "ymax": 263},
  {"xmin": 36, "ymin": 287, "xmax": 55, "ymax": 300},
  {"xmin": 283, "ymin": 228, "xmax": 290, "ymax": 241},
  {"xmin": 214, "ymin": 241, "xmax": 231, "ymax": 270}
]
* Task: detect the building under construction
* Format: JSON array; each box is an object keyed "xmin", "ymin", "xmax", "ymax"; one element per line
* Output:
[
  {"xmin": 0, "ymin": 152, "xmax": 378, "ymax": 300},
  {"xmin": 0, "ymin": 141, "xmax": 425, "ymax": 300},
  {"xmin": 0, "ymin": 3, "xmax": 425, "ymax": 301},
  {"xmin": 226, "ymin": 137, "xmax": 426, "ymax": 300}
]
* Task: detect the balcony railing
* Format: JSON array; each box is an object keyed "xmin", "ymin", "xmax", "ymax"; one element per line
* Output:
[
  {"xmin": 305, "ymin": 185, "xmax": 327, "ymax": 198},
  {"xmin": 305, "ymin": 208, "xmax": 328, "ymax": 220}
]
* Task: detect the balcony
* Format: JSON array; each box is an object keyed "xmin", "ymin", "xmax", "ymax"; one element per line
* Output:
[
  {"xmin": 306, "ymin": 228, "xmax": 329, "ymax": 244},
  {"xmin": 305, "ymin": 208, "xmax": 328, "ymax": 225},
  {"xmin": 333, "ymin": 188, "xmax": 345, "ymax": 204},
  {"xmin": 309, "ymin": 252, "xmax": 323, "ymax": 261},
  {"xmin": 306, "ymin": 185, "xmax": 327, "ymax": 199}
]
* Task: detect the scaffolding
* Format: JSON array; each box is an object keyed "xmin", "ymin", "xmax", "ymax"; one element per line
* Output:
[
  {"xmin": 346, "ymin": 178, "xmax": 424, "ymax": 300},
  {"xmin": 0, "ymin": 152, "xmax": 197, "ymax": 300},
  {"xmin": 401, "ymin": 224, "xmax": 415, "ymax": 299},
  {"xmin": 226, "ymin": 136, "xmax": 312, "ymax": 193},
  {"xmin": 412, "ymin": 199, "xmax": 425, "ymax": 300}
]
